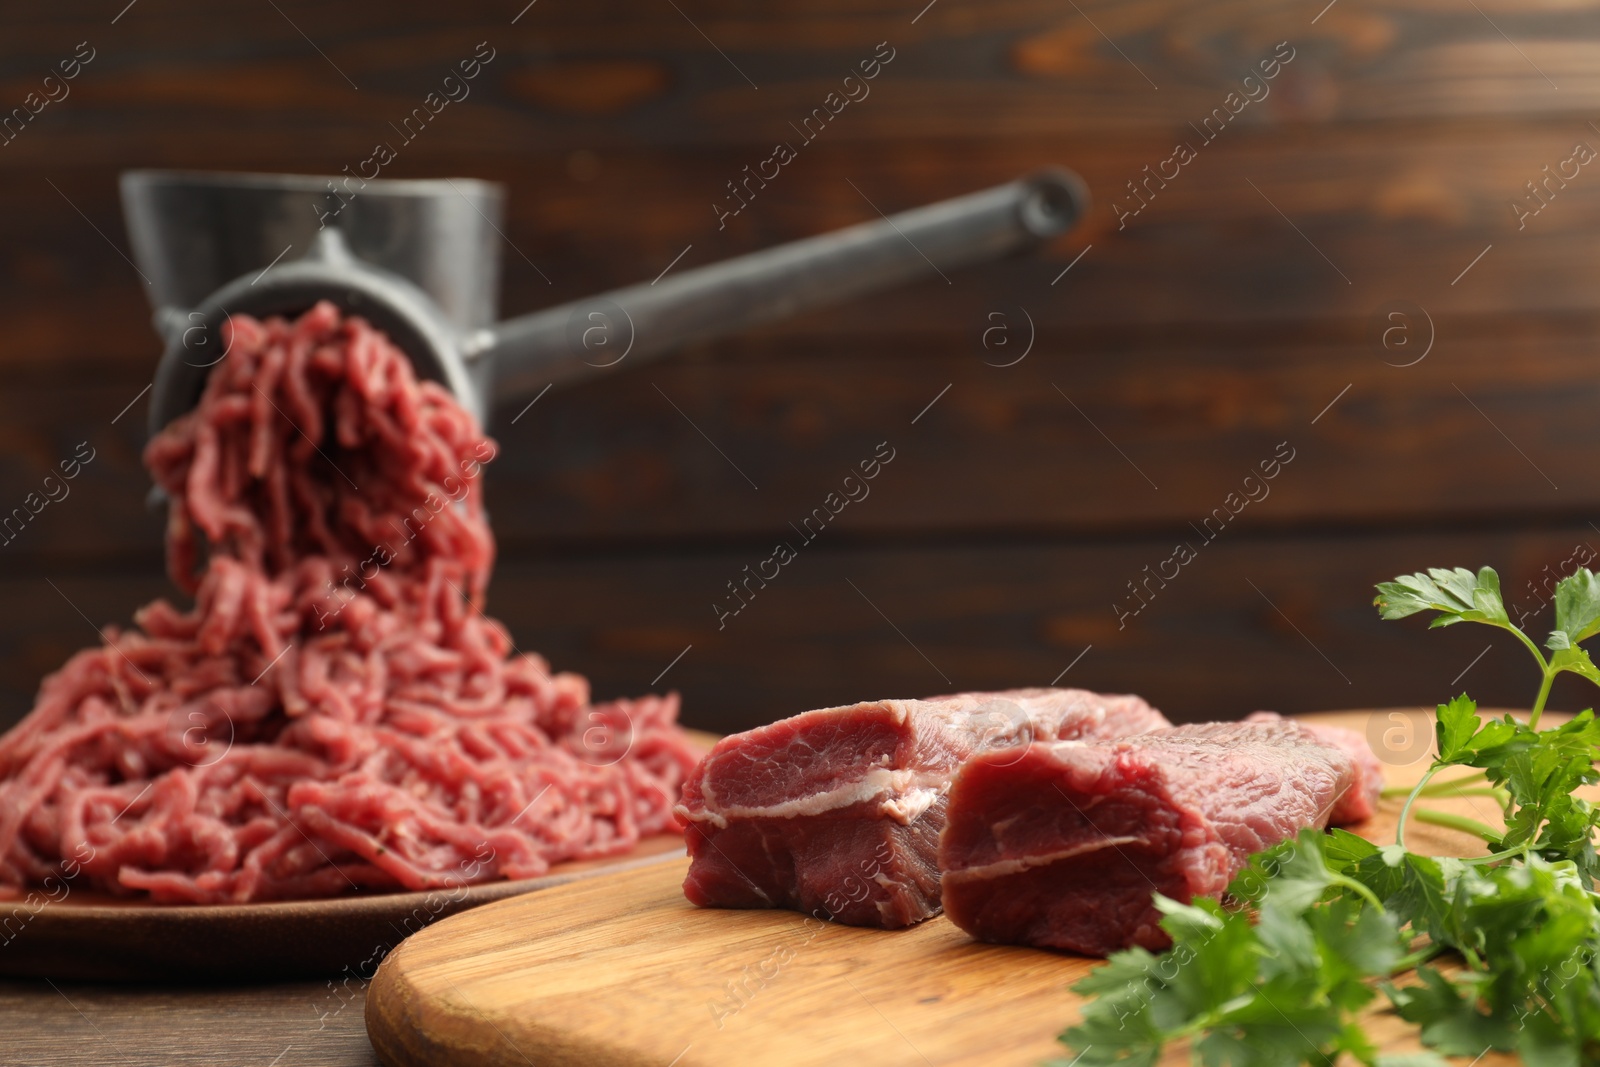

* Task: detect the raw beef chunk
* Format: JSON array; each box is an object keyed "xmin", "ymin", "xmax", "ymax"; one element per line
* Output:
[
  {"xmin": 938, "ymin": 720, "xmax": 1358, "ymax": 956},
  {"xmin": 676, "ymin": 689, "xmax": 1169, "ymax": 928},
  {"xmin": 1246, "ymin": 711, "xmax": 1384, "ymax": 823}
]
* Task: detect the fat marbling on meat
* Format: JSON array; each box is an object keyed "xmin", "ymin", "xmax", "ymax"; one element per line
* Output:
[{"xmin": 675, "ymin": 688, "xmax": 1169, "ymax": 928}]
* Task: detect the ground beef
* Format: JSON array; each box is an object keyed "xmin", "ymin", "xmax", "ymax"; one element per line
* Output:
[{"xmin": 0, "ymin": 302, "xmax": 703, "ymax": 903}]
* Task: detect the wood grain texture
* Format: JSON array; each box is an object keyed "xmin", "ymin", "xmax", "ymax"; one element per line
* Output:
[
  {"xmin": 3, "ymin": 324, "xmax": 1600, "ymax": 561},
  {"xmin": 364, "ymin": 710, "xmax": 1521, "ymax": 1067},
  {"xmin": 7, "ymin": 525, "xmax": 1600, "ymax": 739},
  {"xmin": 0, "ymin": 977, "xmax": 380, "ymax": 1067},
  {"xmin": 3, "ymin": 1, "xmax": 1600, "ymax": 776},
  {"xmin": 8, "ymin": 124, "xmax": 1600, "ymax": 372},
  {"xmin": 5, "ymin": 1, "xmax": 1600, "ymax": 154}
]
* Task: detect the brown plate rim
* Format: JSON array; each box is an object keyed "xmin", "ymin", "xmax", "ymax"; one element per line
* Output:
[{"xmin": 7, "ymin": 832, "xmax": 690, "ymax": 920}]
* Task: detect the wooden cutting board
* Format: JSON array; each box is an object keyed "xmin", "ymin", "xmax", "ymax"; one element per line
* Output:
[{"xmin": 365, "ymin": 711, "xmax": 1526, "ymax": 1067}]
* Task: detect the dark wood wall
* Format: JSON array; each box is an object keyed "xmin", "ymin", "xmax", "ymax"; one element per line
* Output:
[{"xmin": 5, "ymin": 0, "xmax": 1600, "ymax": 735}]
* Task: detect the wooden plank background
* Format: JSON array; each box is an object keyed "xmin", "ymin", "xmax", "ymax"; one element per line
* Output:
[{"xmin": 4, "ymin": 0, "xmax": 1600, "ymax": 735}]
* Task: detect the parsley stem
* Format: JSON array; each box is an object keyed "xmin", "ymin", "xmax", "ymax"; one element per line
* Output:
[
  {"xmin": 1381, "ymin": 769, "xmax": 1489, "ymax": 798},
  {"xmin": 1411, "ymin": 807, "xmax": 1499, "ymax": 843},
  {"xmin": 1328, "ymin": 872, "xmax": 1384, "ymax": 912},
  {"xmin": 1163, "ymin": 995, "xmax": 1259, "ymax": 1043},
  {"xmin": 1530, "ymin": 668, "xmax": 1556, "ymax": 729},
  {"xmin": 1390, "ymin": 941, "xmax": 1446, "ymax": 974},
  {"xmin": 1506, "ymin": 622, "xmax": 1551, "ymax": 677},
  {"xmin": 1427, "ymin": 786, "xmax": 1508, "ymax": 802},
  {"xmin": 1427, "ymin": 773, "xmax": 1490, "ymax": 795},
  {"xmin": 1396, "ymin": 766, "xmax": 1440, "ymax": 850},
  {"xmin": 1460, "ymin": 846, "xmax": 1528, "ymax": 866}
]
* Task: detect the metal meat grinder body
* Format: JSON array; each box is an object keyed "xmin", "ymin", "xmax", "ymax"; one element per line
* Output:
[{"xmin": 120, "ymin": 169, "xmax": 1088, "ymax": 437}]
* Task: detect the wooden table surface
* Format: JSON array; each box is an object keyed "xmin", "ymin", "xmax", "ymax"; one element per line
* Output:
[{"xmin": 0, "ymin": 978, "xmax": 378, "ymax": 1066}]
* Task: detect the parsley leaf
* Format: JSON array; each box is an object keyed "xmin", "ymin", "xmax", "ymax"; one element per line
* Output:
[
  {"xmin": 1388, "ymin": 858, "xmax": 1600, "ymax": 1064},
  {"xmin": 1059, "ymin": 833, "xmax": 1406, "ymax": 1067},
  {"xmin": 1550, "ymin": 567, "xmax": 1600, "ymax": 651},
  {"xmin": 1431, "ymin": 694, "xmax": 1517, "ymax": 765},
  {"xmin": 1387, "ymin": 966, "xmax": 1514, "ymax": 1055},
  {"xmin": 1373, "ymin": 567, "xmax": 1509, "ymax": 629},
  {"xmin": 1372, "ymin": 568, "xmax": 1573, "ymax": 724},
  {"xmin": 1485, "ymin": 711, "xmax": 1600, "ymax": 880},
  {"xmin": 1548, "ymin": 645, "xmax": 1600, "ymax": 688}
]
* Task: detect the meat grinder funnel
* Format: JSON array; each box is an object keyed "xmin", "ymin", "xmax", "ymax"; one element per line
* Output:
[{"xmin": 122, "ymin": 171, "xmax": 503, "ymax": 333}]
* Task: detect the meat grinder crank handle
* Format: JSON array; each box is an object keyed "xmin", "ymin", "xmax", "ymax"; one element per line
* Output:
[{"xmin": 473, "ymin": 168, "xmax": 1088, "ymax": 401}]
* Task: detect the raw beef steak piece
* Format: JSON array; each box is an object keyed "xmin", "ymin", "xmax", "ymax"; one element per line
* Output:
[
  {"xmin": 938, "ymin": 719, "xmax": 1358, "ymax": 956},
  {"xmin": 676, "ymin": 689, "xmax": 1169, "ymax": 928},
  {"xmin": 1245, "ymin": 711, "xmax": 1384, "ymax": 824}
]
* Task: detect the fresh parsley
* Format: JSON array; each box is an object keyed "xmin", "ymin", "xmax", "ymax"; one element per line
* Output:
[
  {"xmin": 1376, "ymin": 565, "xmax": 1600, "ymax": 728},
  {"xmin": 1054, "ymin": 564, "xmax": 1600, "ymax": 1067}
]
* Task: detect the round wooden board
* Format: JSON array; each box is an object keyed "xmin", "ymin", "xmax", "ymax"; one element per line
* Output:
[{"xmin": 364, "ymin": 710, "xmax": 1533, "ymax": 1067}]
